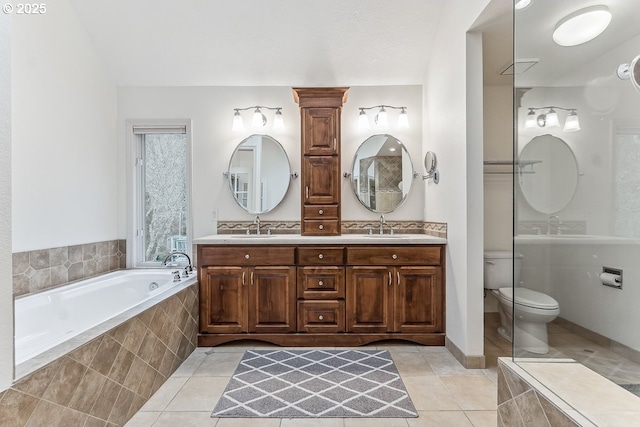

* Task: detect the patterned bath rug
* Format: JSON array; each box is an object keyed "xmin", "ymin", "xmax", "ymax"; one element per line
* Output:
[{"xmin": 211, "ymin": 349, "xmax": 418, "ymax": 418}]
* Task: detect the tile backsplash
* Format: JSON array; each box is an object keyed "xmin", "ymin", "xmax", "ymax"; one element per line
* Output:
[{"xmin": 12, "ymin": 240, "xmax": 126, "ymax": 297}]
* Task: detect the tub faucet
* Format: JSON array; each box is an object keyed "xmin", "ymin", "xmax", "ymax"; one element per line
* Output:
[
  {"xmin": 379, "ymin": 214, "xmax": 385, "ymax": 235},
  {"xmin": 162, "ymin": 251, "xmax": 192, "ymax": 272}
]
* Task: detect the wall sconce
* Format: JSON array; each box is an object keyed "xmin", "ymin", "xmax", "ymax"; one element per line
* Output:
[
  {"xmin": 358, "ymin": 105, "xmax": 409, "ymax": 130},
  {"xmin": 232, "ymin": 106, "xmax": 284, "ymax": 132},
  {"xmin": 524, "ymin": 106, "xmax": 580, "ymax": 132}
]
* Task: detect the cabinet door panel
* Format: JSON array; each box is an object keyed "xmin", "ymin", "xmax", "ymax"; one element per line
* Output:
[
  {"xmin": 303, "ymin": 156, "xmax": 340, "ymax": 205},
  {"xmin": 200, "ymin": 266, "xmax": 246, "ymax": 334},
  {"xmin": 395, "ymin": 266, "xmax": 443, "ymax": 333},
  {"xmin": 346, "ymin": 266, "xmax": 392, "ymax": 333},
  {"xmin": 302, "ymin": 107, "xmax": 339, "ymax": 155},
  {"xmin": 248, "ymin": 266, "xmax": 296, "ymax": 333}
]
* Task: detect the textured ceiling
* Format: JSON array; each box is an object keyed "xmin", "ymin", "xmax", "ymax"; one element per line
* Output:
[{"xmin": 68, "ymin": 0, "xmax": 447, "ymax": 87}]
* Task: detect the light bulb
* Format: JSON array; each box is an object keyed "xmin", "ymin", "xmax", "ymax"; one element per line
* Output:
[
  {"xmin": 232, "ymin": 110, "xmax": 244, "ymax": 132},
  {"xmin": 273, "ymin": 109, "xmax": 285, "ymax": 130},
  {"xmin": 397, "ymin": 108, "xmax": 409, "ymax": 129},
  {"xmin": 358, "ymin": 109, "xmax": 370, "ymax": 130},
  {"xmin": 545, "ymin": 109, "xmax": 560, "ymax": 128},
  {"xmin": 563, "ymin": 110, "xmax": 580, "ymax": 132},
  {"xmin": 524, "ymin": 109, "xmax": 536, "ymax": 129},
  {"xmin": 252, "ymin": 108, "xmax": 266, "ymax": 128},
  {"xmin": 375, "ymin": 107, "xmax": 388, "ymax": 127}
]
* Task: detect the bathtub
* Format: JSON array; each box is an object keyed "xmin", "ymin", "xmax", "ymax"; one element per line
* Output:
[{"xmin": 14, "ymin": 268, "xmax": 197, "ymax": 377}]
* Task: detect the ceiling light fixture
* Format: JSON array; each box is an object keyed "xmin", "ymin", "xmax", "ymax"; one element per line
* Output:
[
  {"xmin": 515, "ymin": 0, "xmax": 532, "ymax": 11},
  {"xmin": 552, "ymin": 5, "xmax": 612, "ymax": 47},
  {"xmin": 231, "ymin": 106, "xmax": 284, "ymax": 132},
  {"xmin": 358, "ymin": 105, "xmax": 409, "ymax": 130},
  {"xmin": 524, "ymin": 106, "xmax": 580, "ymax": 132}
]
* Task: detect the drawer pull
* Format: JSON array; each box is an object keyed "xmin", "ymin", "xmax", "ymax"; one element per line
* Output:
[
  {"xmin": 319, "ymin": 224, "xmax": 324, "ymax": 230},
  {"xmin": 319, "ymin": 209, "xmax": 324, "ymax": 215},
  {"xmin": 318, "ymin": 315, "xmax": 324, "ymax": 321},
  {"xmin": 318, "ymin": 254, "xmax": 324, "ymax": 259},
  {"xmin": 392, "ymin": 254, "xmax": 398, "ymax": 260},
  {"xmin": 245, "ymin": 254, "xmax": 250, "ymax": 260},
  {"xmin": 318, "ymin": 280, "xmax": 324, "ymax": 286}
]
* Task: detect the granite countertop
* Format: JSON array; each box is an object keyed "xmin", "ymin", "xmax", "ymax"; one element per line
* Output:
[{"xmin": 193, "ymin": 233, "xmax": 447, "ymax": 245}]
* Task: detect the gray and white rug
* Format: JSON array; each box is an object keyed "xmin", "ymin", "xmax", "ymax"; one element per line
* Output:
[{"xmin": 211, "ymin": 349, "xmax": 418, "ymax": 418}]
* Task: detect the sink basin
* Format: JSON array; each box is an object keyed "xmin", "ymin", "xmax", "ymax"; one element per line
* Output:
[
  {"xmin": 362, "ymin": 234, "xmax": 407, "ymax": 238},
  {"xmin": 227, "ymin": 234, "xmax": 274, "ymax": 238}
]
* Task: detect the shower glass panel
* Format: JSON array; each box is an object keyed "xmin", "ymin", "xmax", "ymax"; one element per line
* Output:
[{"xmin": 513, "ymin": 0, "xmax": 640, "ymax": 399}]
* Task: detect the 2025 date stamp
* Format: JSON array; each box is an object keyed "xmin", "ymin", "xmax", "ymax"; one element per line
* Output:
[{"xmin": 3, "ymin": 3, "xmax": 47, "ymax": 14}]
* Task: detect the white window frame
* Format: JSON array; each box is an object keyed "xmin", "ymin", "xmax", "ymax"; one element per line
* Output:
[{"xmin": 126, "ymin": 119, "xmax": 193, "ymax": 268}]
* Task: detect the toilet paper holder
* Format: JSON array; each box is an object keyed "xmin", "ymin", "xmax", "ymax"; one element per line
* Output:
[{"xmin": 601, "ymin": 267, "xmax": 623, "ymax": 289}]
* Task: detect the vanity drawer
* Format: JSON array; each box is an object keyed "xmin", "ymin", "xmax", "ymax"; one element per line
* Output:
[
  {"xmin": 347, "ymin": 246, "xmax": 442, "ymax": 266},
  {"xmin": 297, "ymin": 300, "xmax": 345, "ymax": 333},
  {"xmin": 297, "ymin": 267, "xmax": 345, "ymax": 299},
  {"xmin": 303, "ymin": 205, "xmax": 339, "ymax": 219},
  {"xmin": 199, "ymin": 246, "xmax": 295, "ymax": 266},
  {"xmin": 302, "ymin": 219, "xmax": 340, "ymax": 235},
  {"xmin": 297, "ymin": 247, "xmax": 344, "ymax": 265}
]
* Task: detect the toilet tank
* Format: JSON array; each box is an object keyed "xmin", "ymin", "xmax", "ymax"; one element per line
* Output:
[{"xmin": 484, "ymin": 251, "xmax": 522, "ymax": 289}]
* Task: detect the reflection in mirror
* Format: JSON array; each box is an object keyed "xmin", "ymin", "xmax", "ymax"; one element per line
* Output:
[
  {"xmin": 518, "ymin": 134, "xmax": 578, "ymax": 214},
  {"xmin": 350, "ymin": 134, "xmax": 414, "ymax": 213},
  {"xmin": 227, "ymin": 134, "xmax": 291, "ymax": 214}
]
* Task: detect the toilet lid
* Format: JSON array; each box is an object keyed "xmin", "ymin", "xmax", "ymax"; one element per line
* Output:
[{"xmin": 498, "ymin": 287, "xmax": 559, "ymax": 309}]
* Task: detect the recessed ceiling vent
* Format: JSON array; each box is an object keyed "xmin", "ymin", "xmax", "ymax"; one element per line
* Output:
[{"xmin": 499, "ymin": 58, "xmax": 539, "ymax": 75}]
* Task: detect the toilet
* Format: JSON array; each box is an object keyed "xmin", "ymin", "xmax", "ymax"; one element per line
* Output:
[{"xmin": 484, "ymin": 251, "xmax": 560, "ymax": 354}]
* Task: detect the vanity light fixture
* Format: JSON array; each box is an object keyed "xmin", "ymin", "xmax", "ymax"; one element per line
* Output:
[
  {"xmin": 552, "ymin": 5, "xmax": 612, "ymax": 47},
  {"xmin": 524, "ymin": 106, "xmax": 580, "ymax": 132},
  {"xmin": 358, "ymin": 105, "xmax": 409, "ymax": 130},
  {"xmin": 231, "ymin": 106, "xmax": 284, "ymax": 131}
]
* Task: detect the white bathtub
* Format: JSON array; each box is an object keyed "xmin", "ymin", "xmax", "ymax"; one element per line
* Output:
[{"xmin": 15, "ymin": 268, "xmax": 196, "ymax": 368}]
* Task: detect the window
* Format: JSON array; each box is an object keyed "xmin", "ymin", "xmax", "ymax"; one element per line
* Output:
[{"xmin": 130, "ymin": 122, "xmax": 192, "ymax": 267}]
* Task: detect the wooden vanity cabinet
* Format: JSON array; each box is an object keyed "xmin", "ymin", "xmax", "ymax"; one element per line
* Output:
[
  {"xmin": 199, "ymin": 247, "xmax": 296, "ymax": 335},
  {"xmin": 294, "ymin": 87, "xmax": 349, "ymax": 236}
]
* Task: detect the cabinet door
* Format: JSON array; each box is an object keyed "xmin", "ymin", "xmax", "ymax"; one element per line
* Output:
[
  {"xmin": 303, "ymin": 156, "xmax": 339, "ymax": 205},
  {"xmin": 248, "ymin": 266, "xmax": 297, "ymax": 333},
  {"xmin": 346, "ymin": 266, "xmax": 393, "ymax": 333},
  {"xmin": 302, "ymin": 107, "xmax": 339, "ymax": 155},
  {"xmin": 394, "ymin": 266, "xmax": 443, "ymax": 333},
  {"xmin": 200, "ymin": 266, "xmax": 246, "ymax": 334}
]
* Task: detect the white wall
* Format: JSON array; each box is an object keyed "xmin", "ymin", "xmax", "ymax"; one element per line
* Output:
[
  {"xmin": 423, "ymin": 0, "xmax": 494, "ymax": 358},
  {"xmin": 117, "ymin": 85, "xmax": 424, "ymax": 240},
  {"xmin": 11, "ymin": 0, "xmax": 118, "ymax": 252},
  {"xmin": 0, "ymin": 11, "xmax": 14, "ymax": 391}
]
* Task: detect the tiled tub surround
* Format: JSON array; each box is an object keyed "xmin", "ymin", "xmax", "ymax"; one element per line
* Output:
[
  {"xmin": 0, "ymin": 281, "xmax": 198, "ymax": 427},
  {"xmin": 12, "ymin": 239, "xmax": 126, "ymax": 297},
  {"xmin": 498, "ymin": 358, "xmax": 640, "ymax": 427},
  {"xmin": 217, "ymin": 220, "xmax": 447, "ymax": 238}
]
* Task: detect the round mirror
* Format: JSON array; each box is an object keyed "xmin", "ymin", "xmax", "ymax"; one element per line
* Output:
[
  {"xmin": 227, "ymin": 134, "xmax": 291, "ymax": 214},
  {"xmin": 350, "ymin": 134, "xmax": 414, "ymax": 213},
  {"xmin": 425, "ymin": 151, "xmax": 437, "ymax": 174},
  {"xmin": 519, "ymin": 134, "xmax": 578, "ymax": 214},
  {"xmin": 632, "ymin": 55, "xmax": 640, "ymax": 93}
]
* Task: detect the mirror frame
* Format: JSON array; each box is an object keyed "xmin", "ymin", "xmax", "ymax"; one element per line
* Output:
[
  {"xmin": 349, "ymin": 134, "xmax": 414, "ymax": 214},
  {"xmin": 227, "ymin": 134, "xmax": 292, "ymax": 214}
]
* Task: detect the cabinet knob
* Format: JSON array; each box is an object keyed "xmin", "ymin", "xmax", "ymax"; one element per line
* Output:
[
  {"xmin": 318, "ymin": 280, "xmax": 324, "ymax": 286},
  {"xmin": 318, "ymin": 315, "xmax": 324, "ymax": 321},
  {"xmin": 319, "ymin": 224, "xmax": 324, "ymax": 230},
  {"xmin": 319, "ymin": 209, "xmax": 324, "ymax": 215},
  {"xmin": 318, "ymin": 254, "xmax": 324, "ymax": 259},
  {"xmin": 245, "ymin": 254, "xmax": 250, "ymax": 260},
  {"xmin": 392, "ymin": 254, "xmax": 398, "ymax": 260}
]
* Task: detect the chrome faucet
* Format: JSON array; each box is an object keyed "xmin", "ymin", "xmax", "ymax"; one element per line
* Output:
[
  {"xmin": 379, "ymin": 214, "xmax": 386, "ymax": 235},
  {"xmin": 254, "ymin": 215, "xmax": 261, "ymax": 235},
  {"xmin": 162, "ymin": 251, "xmax": 192, "ymax": 272},
  {"xmin": 547, "ymin": 215, "xmax": 561, "ymax": 235}
]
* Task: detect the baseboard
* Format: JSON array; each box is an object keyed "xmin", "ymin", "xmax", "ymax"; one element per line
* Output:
[{"xmin": 445, "ymin": 337, "xmax": 486, "ymax": 369}]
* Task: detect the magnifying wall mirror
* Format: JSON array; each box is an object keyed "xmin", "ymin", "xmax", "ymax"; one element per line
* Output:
[
  {"xmin": 350, "ymin": 134, "xmax": 414, "ymax": 213},
  {"xmin": 227, "ymin": 134, "xmax": 291, "ymax": 214},
  {"xmin": 519, "ymin": 134, "xmax": 578, "ymax": 214},
  {"xmin": 617, "ymin": 54, "xmax": 640, "ymax": 94}
]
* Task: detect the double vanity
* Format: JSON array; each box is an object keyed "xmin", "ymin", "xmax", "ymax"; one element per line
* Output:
[{"xmin": 194, "ymin": 234, "xmax": 446, "ymax": 347}]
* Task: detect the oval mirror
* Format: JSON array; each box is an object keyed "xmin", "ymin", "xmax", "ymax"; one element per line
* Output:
[
  {"xmin": 350, "ymin": 134, "xmax": 414, "ymax": 213},
  {"xmin": 227, "ymin": 134, "xmax": 291, "ymax": 214},
  {"xmin": 519, "ymin": 134, "xmax": 578, "ymax": 214}
]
